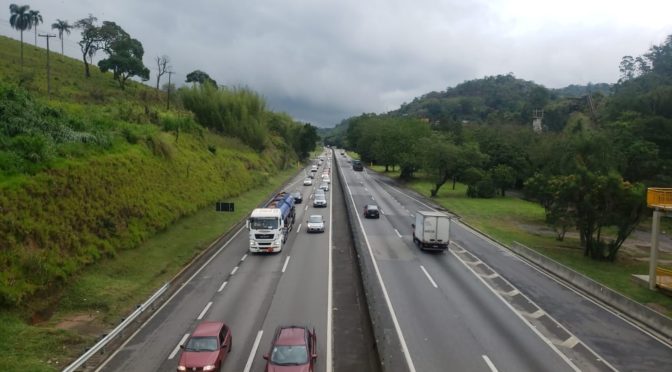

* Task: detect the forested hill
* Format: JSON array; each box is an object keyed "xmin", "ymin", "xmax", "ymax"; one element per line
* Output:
[{"xmin": 387, "ymin": 74, "xmax": 611, "ymax": 129}]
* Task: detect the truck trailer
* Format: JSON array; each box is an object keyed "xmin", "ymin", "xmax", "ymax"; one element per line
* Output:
[
  {"xmin": 412, "ymin": 211, "xmax": 451, "ymax": 251},
  {"xmin": 247, "ymin": 192, "xmax": 296, "ymax": 253}
]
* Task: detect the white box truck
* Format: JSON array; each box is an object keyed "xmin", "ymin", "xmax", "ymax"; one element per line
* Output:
[{"xmin": 412, "ymin": 211, "xmax": 450, "ymax": 251}]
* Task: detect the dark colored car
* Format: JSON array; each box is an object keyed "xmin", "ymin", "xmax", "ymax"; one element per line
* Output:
[
  {"xmin": 177, "ymin": 321, "xmax": 232, "ymax": 371},
  {"xmin": 364, "ymin": 204, "xmax": 380, "ymax": 219},
  {"xmin": 352, "ymin": 160, "xmax": 363, "ymax": 171},
  {"xmin": 264, "ymin": 325, "xmax": 317, "ymax": 372},
  {"xmin": 291, "ymin": 191, "xmax": 303, "ymax": 204}
]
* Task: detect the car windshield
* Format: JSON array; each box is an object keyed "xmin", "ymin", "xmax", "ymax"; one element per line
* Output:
[
  {"xmin": 184, "ymin": 336, "xmax": 218, "ymax": 352},
  {"xmin": 316, "ymin": 195, "xmax": 326, "ymax": 201},
  {"xmin": 250, "ymin": 217, "xmax": 279, "ymax": 229},
  {"xmin": 367, "ymin": 205, "xmax": 378, "ymax": 210},
  {"xmin": 308, "ymin": 216, "xmax": 322, "ymax": 223},
  {"xmin": 270, "ymin": 345, "xmax": 308, "ymax": 365}
]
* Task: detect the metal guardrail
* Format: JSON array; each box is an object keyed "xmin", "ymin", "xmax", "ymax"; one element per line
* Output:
[{"xmin": 62, "ymin": 283, "xmax": 169, "ymax": 372}]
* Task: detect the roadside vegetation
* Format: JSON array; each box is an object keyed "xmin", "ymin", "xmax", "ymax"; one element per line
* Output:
[
  {"xmin": 369, "ymin": 165, "xmax": 672, "ymax": 316},
  {"xmin": 327, "ymin": 35, "xmax": 672, "ymax": 314},
  {"xmin": 1, "ymin": 6, "xmax": 318, "ymax": 370}
]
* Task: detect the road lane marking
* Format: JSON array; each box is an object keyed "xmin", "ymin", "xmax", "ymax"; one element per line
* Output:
[
  {"xmin": 197, "ymin": 302, "xmax": 212, "ymax": 320},
  {"xmin": 341, "ymin": 171, "xmax": 418, "ymax": 372},
  {"xmin": 95, "ymin": 227, "xmax": 246, "ymax": 371},
  {"xmin": 243, "ymin": 330, "xmax": 264, "ymax": 372},
  {"xmin": 169, "ymin": 333, "xmax": 190, "ymax": 360},
  {"xmin": 482, "ymin": 355, "xmax": 498, "ymax": 372},
  {"xmin": 297, "ymin": 224, "xmax": 302, "ymax": 233},
  {"xmin": 217, "ymin": 281, "xmax": 228, "ymax": 293},
  {"xmin": 230, "ymin": 266, "xmax": 239, "ymax": 276},
  {"xmin": 450, "ymin": 244, "xmax": 582, "ymax": 372},
  {"xmin": 282, "ymin": 256, "xmax": 291, "ymax": 273},
  {"xmin": 240, "ymin": 254, "xmax": 248, "ymax": 262},
  {"xmin": 305, "ymin": 205, "xmax": 309, "ymax": 211},
  {"xmin": 394, "ymin": 228, "xmax": 402, "ymax": 238},
  {"xmin": 371, "ymin": 196, "xmax": 375, "ymax": 201},
  {"xmin": 327, "ymin": 155, "xmax": 334, "ymax": 372},
  {"xmin": 420, "ymin": 265, "xmax": 438, "ymax": 288}
]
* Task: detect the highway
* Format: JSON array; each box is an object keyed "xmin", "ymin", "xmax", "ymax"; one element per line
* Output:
[
  {"xmin": 335, "ymin": 150, "xmax": 672, "ymax": 372},
  {"xmin": 94, "ymin": 146, "xmax": 672, "ymax": 372},
  {"xmin": 98, "ymin": 153, "xmax": 336, "ymax": 372}
]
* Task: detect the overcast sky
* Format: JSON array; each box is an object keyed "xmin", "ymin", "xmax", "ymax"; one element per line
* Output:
[{"xmin": 2, "ymin": 0, "xmax": 671, "ymax": 127}]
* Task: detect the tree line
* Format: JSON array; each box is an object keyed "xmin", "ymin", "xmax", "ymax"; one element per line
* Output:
[{"xmin": 334, "ymin": 34, "xmax": 672, "ymax": 262}]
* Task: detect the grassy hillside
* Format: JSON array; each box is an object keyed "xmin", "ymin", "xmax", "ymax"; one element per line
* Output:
[{"xmin": 0, "ymin": 35, "xmax": 297, "ymax": 309}]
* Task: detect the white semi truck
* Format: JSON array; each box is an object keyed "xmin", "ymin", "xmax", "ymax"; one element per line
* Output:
[
  {"xmin": 247, "ymin": 192, "xmax": 295, "ymax": 253},
  {"xmin": 412, "ymin": 211, "xmax": 451, "ymax": 251}
]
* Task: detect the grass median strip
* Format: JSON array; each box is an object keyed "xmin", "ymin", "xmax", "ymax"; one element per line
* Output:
[{"xmin": 0, "ymin": 167, "xmax": 298, "ymax": 372}]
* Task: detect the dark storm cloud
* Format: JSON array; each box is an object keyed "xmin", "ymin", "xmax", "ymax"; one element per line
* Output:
[{"xmin": 3, "ymin": 0, "xmax": 671, "ymax": 126}]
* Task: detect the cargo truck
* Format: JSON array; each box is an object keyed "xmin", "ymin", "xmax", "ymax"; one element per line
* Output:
[
  {"xmin": 412, "ymin": 211, "xmax": 451, "ymax": 251},
  {"xmin": 247, "ymin": 192, "xmax": 296, "ymax": 253}
]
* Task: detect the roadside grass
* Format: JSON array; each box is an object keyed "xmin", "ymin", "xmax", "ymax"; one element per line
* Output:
[
  {"xmin": 368, "ymin": 165, "xmax": 672, "ymax": 316},
  {"xmin": 0, "ymin": 167, "xmax": 298, "ymax": 372}
]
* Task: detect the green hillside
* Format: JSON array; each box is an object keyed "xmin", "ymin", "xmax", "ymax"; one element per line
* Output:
[{"xmin": 0, "ymin": 34, "xmax": 306, "ymax": 308}]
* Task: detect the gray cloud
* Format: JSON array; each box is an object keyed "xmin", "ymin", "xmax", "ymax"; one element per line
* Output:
[{"xmin": 2, "ymin": 0, "xmax": 671, "ymax": 126}]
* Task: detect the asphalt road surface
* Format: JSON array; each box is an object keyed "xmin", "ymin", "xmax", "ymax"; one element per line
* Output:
[
  {"xmin": 99, "ymin": 153, "xmax": 337, "ymax": 372},
  {"xmin": 335, "ymin": 150, "xmax": 672, "ymax": 372}
]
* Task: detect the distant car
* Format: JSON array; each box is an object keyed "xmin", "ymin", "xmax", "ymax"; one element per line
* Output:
[
  {"xmin": 291, "ymin": 191, "xmax": 303, "ymax": 204},
  {"xmin": 313, "ymin": 194, "xmax": 327, "ymax": 208},
  {"xmin": 364, "ymin": 204, "xmax": 380, "ymax": 219},
  {"xmin": 264, "ymin": 325, "xmax": 317, "ymax": 372},
  {"xmin": 322, "ymin": 175, "xmax": 331, "ymax": 184},
  {"xmin": 303, "ymin": 178, "xmax": 313, "ymax": 186},
  {"xmin": 352, "ymin": 160, "xmax": 363, "ymax": 171},
  {"xmin": 314, "ymin": 189, "xmax": 325, "ymax": 199},
  {"xmin": 319, "ymin": 182, "xmax": 329, "ymax": 191},
  {"xmin": 177, "ymin": 321, "xmax": 232, "ymax": 372},
  {"xmin": 306, "ymin": 215, "xmax": 325, "ymax": 233}
]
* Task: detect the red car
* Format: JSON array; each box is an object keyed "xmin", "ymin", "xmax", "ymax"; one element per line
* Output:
[
  {"xmin": 177, "ymin": 321, "xmax": 232, "ymax": 371},
  {"xmin": 264, "ymin": 325, "xmax": 317, "ymax": 372}
]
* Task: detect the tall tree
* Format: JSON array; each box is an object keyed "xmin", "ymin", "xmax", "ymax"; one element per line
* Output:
[
  {"xmin": 51, "ymin": 19, "xmax": 72, "ymax": 55},
  {"xmin": 155, "ymin": 55, "xmax": 169, "ymax": 90},
  {"xmin": 8, "ymin": 4, "xmax": 31, "ymax": 68},
  {"xmin": 185, "ymin": 70, "xmax": 217, "ymax": 86},
  {"xmin": 28, "ymin": 9, "xmax": 42, "ymax": 46},
  {"xmin": 97, "ymin": 25, "xmax": 150, "ymax": 89},
  {"xmin": 74, "ymin": 14, "xmax": 100, "ymax": 77}
]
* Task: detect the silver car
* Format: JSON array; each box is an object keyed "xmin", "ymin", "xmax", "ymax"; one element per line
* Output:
[
  {"xmin": 313, "ymin": 194, "xmax": 327, "ymax": 207},
  {"xmin": 306, "ymin": 215, "xmax": 325, "ymax": 233},
  {"xmin": 319, "ymin": 182, "xmax": 329, "ymax": 191}
]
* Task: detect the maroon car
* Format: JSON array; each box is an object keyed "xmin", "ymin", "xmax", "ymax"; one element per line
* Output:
[
  {"xmin": 264, "ymin": 325, "xmax": 317, "ymax": 372},
  {"xmin": 177, "ymin": 321, "xmax": 232, "ymax": 371}
]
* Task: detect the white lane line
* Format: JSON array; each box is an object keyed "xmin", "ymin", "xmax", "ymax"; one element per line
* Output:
[
  {"xmin": 197, "ymin": 301, "xmax": 213, "ymax": 320},
  {"xmin": 371, "ymin": 196, "xmax": 375, "ymax": 201},
  {"xmin": 297, "ymin": 224, "xmax": 302, "ymax": 233},
  {"xmin": 394, "ymin": 228, "xmax": 402, "ymax": 238},
  {"xmin": 482, "ymin": 355, "xmax": 498, "ymax": 372},
  {"xmin": 230, "ymin": 266, "xmax": 239, "ymax": 276},
  {"xmin": 240, "ymin": 254, "xmax": 248, "ymax": 262},
  {"xmin": 96, "ymin": 227, "xmax": 246, "ymax": 371},
  {"xmin": 380, "ymin": 209, "xmax": 385, "ymax": 215},
  {"xmin": 420, "ymin": 265, "xmax": 438, "ymax": 288},
  {"xmin": 327, "ymin": 156, "xmax": 334, "ymax": 372},
  {"xmin": 243, "ymin": 330, "xmax": 264, "ymax": 372},
  {"xmin": 305, "ymin": 205, "xmax": 309, "ymax": 211},
  {"xmin": 450, "ymin": 246, "xmax": 581, "ymax": 372},
  {"xmin": 168, "ymin": 333, "xmax": 190, "ymax": 360},
  {"xmin": 281, "ymin": 256, "xmax": 291, "ymax": 273},
  {"xmin": 341, "ymin": 172, "xmax": 417, "ymax": 372},
  {"xmin": 217, "ymin": 281, "xmax": 228, "ymax": 293}
]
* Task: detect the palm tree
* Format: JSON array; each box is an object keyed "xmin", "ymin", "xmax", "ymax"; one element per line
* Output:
[
  {"xmin": 28, "ymin": 9, "xmax": 43, "ymax": 46},
  {"xmin": 9, "ymin": 4, "xmax": 31, "ymax": 68},
  {"xmin": 51, "ymin": 19, "xmax": 72, "ymax": 55}
]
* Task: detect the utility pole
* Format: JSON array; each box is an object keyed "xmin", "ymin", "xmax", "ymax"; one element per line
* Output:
[
  {"xmin": 38, "ymin": 33, "xmax": 57, "ymax": 98},
  {"xmin": 167, "ymin": 71, "xmax": 174, "ymax": 110}
]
